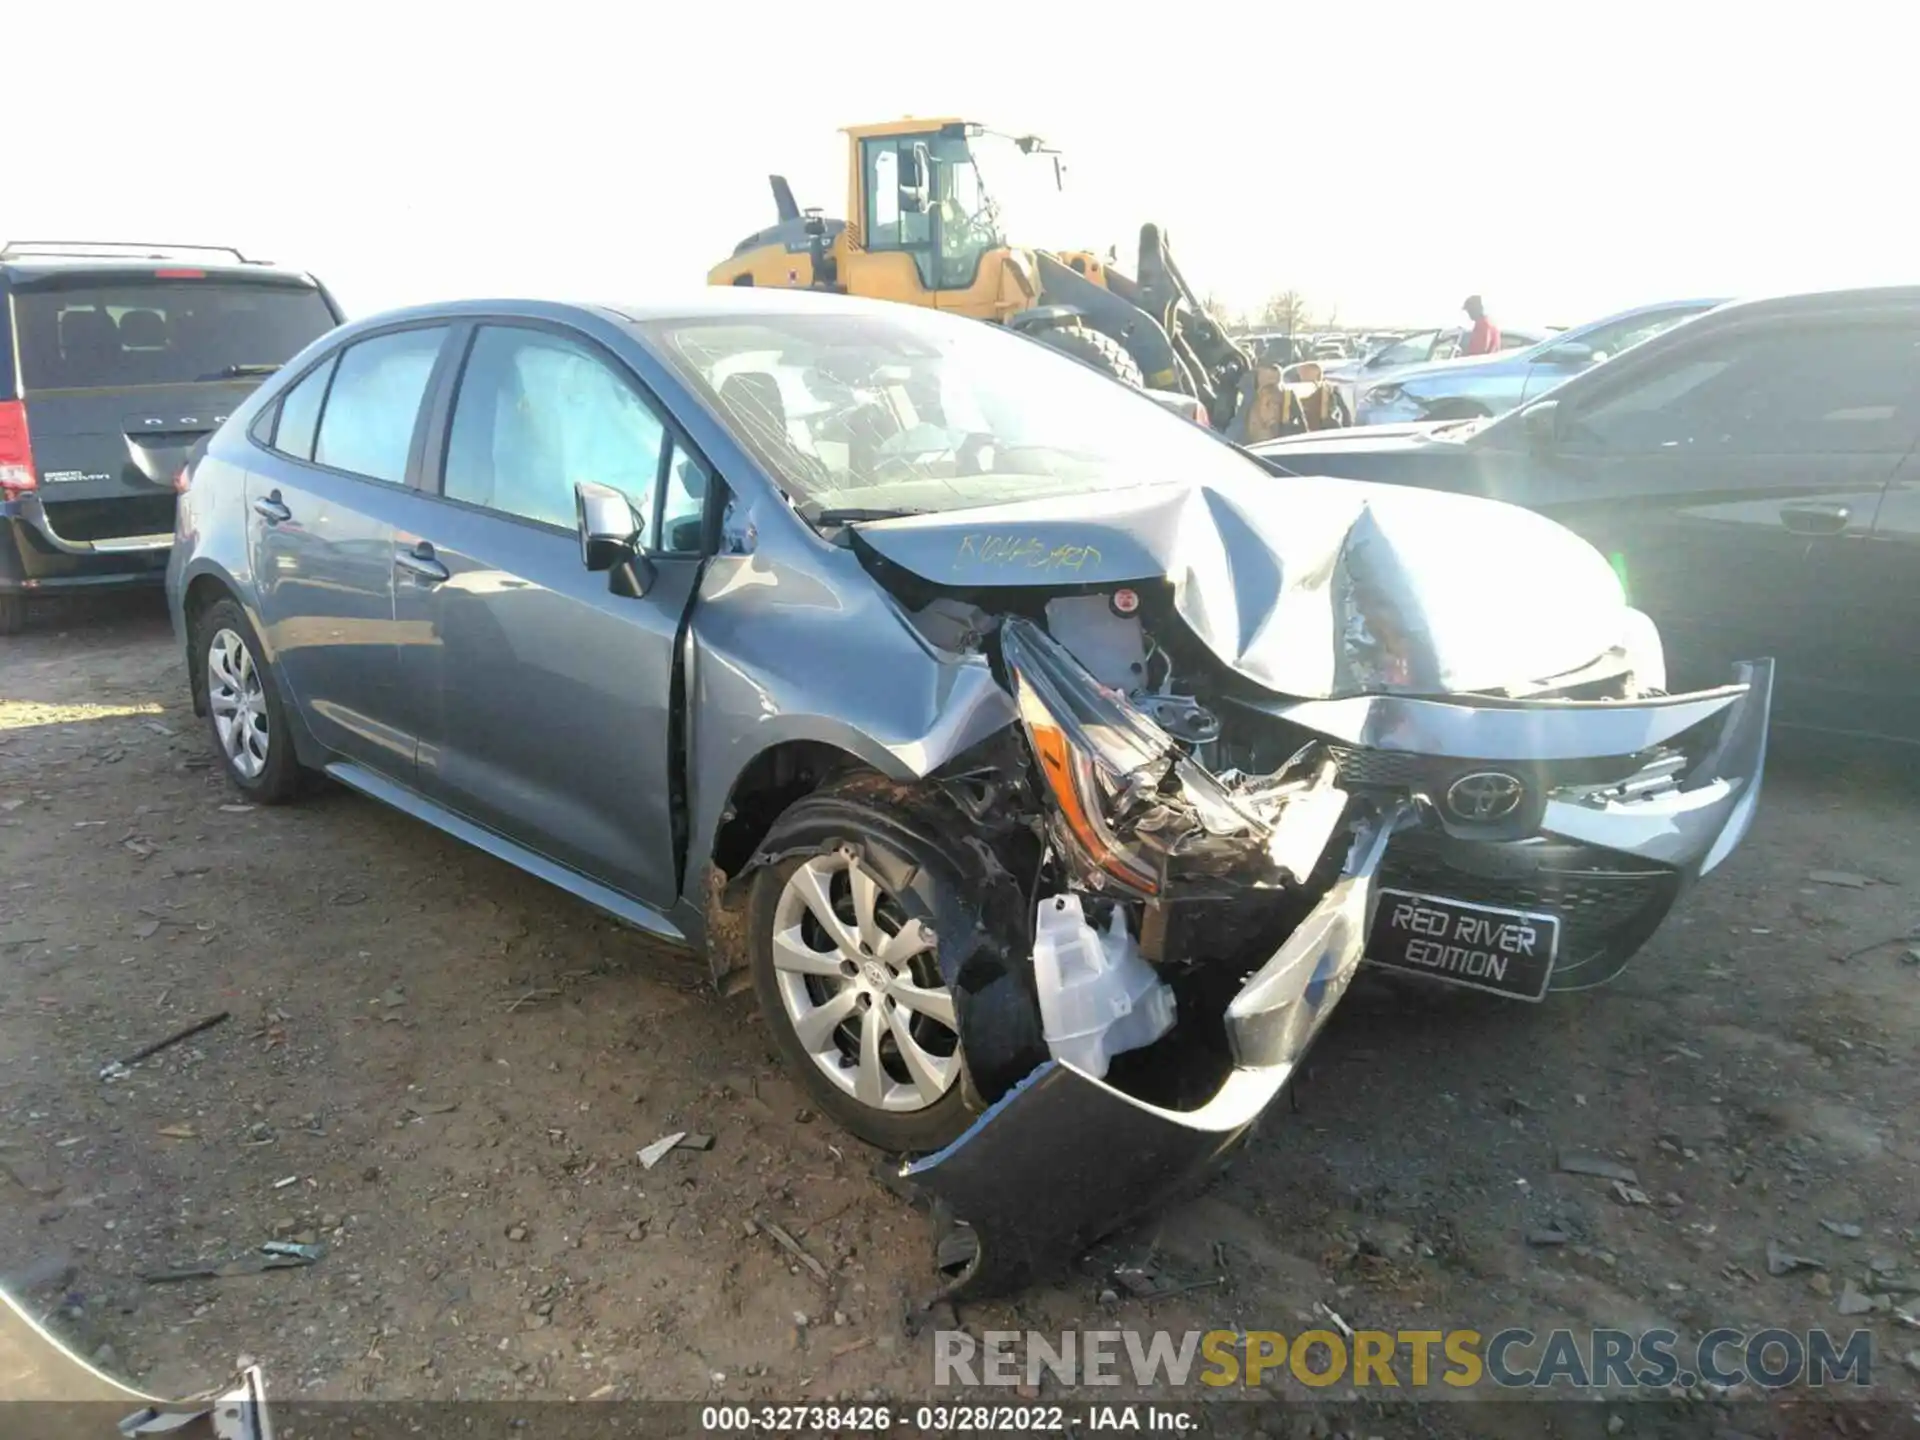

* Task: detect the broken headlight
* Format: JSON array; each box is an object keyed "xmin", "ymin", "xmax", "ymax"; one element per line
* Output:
[
  {"xmin": 1000, "ymin": 617, "xmax": 1285, "ymax": 899},
  {"xmin": 1008, "ymin": 638, "xmax": 1171, "ymax": 898}
]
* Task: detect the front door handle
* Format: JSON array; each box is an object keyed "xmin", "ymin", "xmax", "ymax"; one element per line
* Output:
[
  {"xmin": 1779, "ymin": 501, "xmax": 1850, "ymax": 536},
  {"xmin": 394, "ymin": 541, "xmax": 449, "ymax": 584},
  {"xmin": 252, "ymin": 492, "xmax": 291, "ymax": 524}
]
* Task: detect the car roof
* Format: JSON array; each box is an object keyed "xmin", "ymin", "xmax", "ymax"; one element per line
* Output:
[{"xmin": 0, "ymin": 255, "xmax": 322, "ymax": 285}]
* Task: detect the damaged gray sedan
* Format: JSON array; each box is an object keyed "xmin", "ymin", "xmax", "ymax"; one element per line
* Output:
[{"xmin": 167, "ymin": 290, "xmax": 1771, "ymax": 1297}]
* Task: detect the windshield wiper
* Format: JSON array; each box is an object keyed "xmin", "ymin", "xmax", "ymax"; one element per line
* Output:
[
  {"xmin": 805, "ymin": 506, "xmax": 930, "ymax": 526},
  {"xmin": 205, "ymin": 362, "xmax": 282, "ymax": 379}
]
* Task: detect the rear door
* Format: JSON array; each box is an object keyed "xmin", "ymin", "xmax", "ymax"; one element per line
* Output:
[
  {"xmin": 1852, "ymin": 451, "xmax": 1920, "ymax": 743},
  {"xmin": 1516, "ymin": 310, "xmax": 1920, "ymax": 723},
  {"xmin": 247, "ymin": 324, "xmax": 453, "ymax": 776},
  {"xmin": 393, "ymin": 320, "xmax": 708, "ymax": 908},
  {"xmin": 11, "ymin": 273, "xmax": 339, "ymax": 546}
]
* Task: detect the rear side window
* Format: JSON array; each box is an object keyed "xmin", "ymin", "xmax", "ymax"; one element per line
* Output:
[
  {"xmin": 12, "ymin": 281, "xmax": 337, "ymax": 390},
  {"xmin": 314, "ymin": 328, "xmax": 448, "ymax": 484},
  {"xmin": 272, "ymin": 356, "xmax": 338, "ymax": 461}
]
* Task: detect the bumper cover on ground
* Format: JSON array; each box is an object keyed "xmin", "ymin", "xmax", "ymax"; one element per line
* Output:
[{"xmin": 903, "ymin": 813, "xmax": 1399, "ymax": 1298}]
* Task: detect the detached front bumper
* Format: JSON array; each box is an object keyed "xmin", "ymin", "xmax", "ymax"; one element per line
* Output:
[{"xmin": 904, "ymin": 810, "xmax": 1401, "ymax": 1298}]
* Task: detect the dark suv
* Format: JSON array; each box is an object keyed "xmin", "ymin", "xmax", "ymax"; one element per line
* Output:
[{"xmin": 0, "ymin": 241, "xmax": 343, "ymax": 632}]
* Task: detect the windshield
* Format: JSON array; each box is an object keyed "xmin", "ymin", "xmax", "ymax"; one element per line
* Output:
[
  {"xmin": 645, "ymin": 310, "xmax": 1263, "ymax": 519},
  {"xmin": 14, "ymin": 280, "xmax": 336, "ymax": 389},
  {"xmin": 1369, "ymin": 331, "xmax": 1438, "ymax": 368},
  {"xmin": 964, "ymin": 132, "xmax": 1070, "ymax": 251}
]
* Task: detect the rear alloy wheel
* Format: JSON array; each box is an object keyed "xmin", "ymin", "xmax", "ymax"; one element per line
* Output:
[
  {"xmin": 749, "ymin": 794, "xmax": 975, "ymax": 1153},
  {"xmin": 192, "ymin": 598, "xmax": 307, "ymax": 804}
]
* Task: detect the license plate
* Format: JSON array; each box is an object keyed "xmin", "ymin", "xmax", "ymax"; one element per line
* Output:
[{"xmin": 1366, "ymin": 889, "xmax": 1560, "ymax": 1001}]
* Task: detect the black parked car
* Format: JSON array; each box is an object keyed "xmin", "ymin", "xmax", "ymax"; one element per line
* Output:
[
  {"xmin": 1255, "ymin": 286, "xmax": 1920, "ymax": 747},
  {"xmin": 0, "ymin": 241, "xmax": 344, "ymax": 633}
]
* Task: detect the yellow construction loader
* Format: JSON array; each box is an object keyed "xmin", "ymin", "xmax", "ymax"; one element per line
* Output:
[{"xmin": 708, "ymin": 119, "xmax": 1348, "ymax": 442}]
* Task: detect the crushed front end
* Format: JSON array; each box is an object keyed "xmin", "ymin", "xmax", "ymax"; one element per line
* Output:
[{"xmin": 895, "ymin": 598, "xmax": 1769, "ymax": 1298}]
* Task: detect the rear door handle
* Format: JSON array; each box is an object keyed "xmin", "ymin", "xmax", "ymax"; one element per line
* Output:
[
  {"xmin": 394, "ymin": 541, "xmax": 449, "ymax": 584},
  {"xmin": 252, "ymin": 492, "xmax": 291, "ymax": 524},
  {"xmin": 1779, "ymin": 501, "xmax": 1850, "ymax": 536}
]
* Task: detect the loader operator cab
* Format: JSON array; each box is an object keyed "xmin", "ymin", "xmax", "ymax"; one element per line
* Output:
[{"xmin": 858, "ymin": 122, "xmax": 1060, "ymax": 298}]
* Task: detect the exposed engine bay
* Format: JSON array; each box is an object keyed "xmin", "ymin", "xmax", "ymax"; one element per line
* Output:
[{"xmin": 841, "ymin": 529, "xmax": 1770, "ymax": 1295}]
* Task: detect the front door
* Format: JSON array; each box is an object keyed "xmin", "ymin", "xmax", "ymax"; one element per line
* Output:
[
  {"xmin": 1524, "ymin": 314, "xmax": 1920, "ymax": 715},
  {"xmin": 394, "ymin": 322, "xmax": 708, "ymax": 909},
  {"xmin": 247, "ymin": 324, "xmax": 451, "ymax": 776}
]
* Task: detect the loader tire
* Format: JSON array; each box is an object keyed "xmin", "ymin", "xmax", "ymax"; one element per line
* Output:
[{"xmin": 1032, "ymin": 325, "xmax": 1145, "ymax": 390}]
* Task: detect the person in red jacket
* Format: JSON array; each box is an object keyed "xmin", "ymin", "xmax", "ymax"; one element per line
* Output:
[{"xmin": 1461, "ymin": 294, "xmax": 1501, "ymax": 356}]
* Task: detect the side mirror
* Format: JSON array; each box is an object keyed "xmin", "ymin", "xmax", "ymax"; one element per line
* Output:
[
  {"xmin": 1541, "ymin": 341, "xmax": 1596, "ymax": 368},
  {"xmin": 575, "ymin": 481, "xmax": 654, "ymax": 597},
  {"xmin": 1521, "ymin": 399, "xmax": 1561, "ymax": 451}
]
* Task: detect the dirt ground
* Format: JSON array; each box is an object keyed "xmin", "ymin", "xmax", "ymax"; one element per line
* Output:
[{"xmin": 4, "ymin": 594, "xmax": 1919, "ymax": 1434}]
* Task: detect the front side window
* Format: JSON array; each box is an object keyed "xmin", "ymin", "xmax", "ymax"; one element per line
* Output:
[
  {"xmin": 443, "ymin": 326, "xmax": 667, "ymax": 530},
  {"xmin": 646, "ymin": 309, "xmax": 1270, "ymax": 521},
  {"xmin": 1556, "ymin": 321, "xmax": 1920, "ymax": 456},
  {"xmin": 1372, "ymin": 331, "xmax": 1437, "ymax": 368},
  {"xmin": 313, "ymin": 327, "xmax": 447, "ymax": 483}
]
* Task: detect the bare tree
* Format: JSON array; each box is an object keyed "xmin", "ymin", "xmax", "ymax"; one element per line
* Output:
[
  {"xmin": 1200, "ymin": 291, "xmax": 1240, "ymax": 329},
  {"xmin": 1255, "ymin": 289, "xmax": 1313, "ymax": 333}
]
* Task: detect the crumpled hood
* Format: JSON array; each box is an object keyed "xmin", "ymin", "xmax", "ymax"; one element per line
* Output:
[{"xmin": 851, "ymin": 474, "xmax": 1628, "ymax": 700}]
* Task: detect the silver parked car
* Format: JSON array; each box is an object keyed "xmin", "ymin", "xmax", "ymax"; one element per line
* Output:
[
  {"xmin": 1323, "ymin": 323, "xmax": 1550, "ymax": 416},
  {"xmin": 167, "ymin": 290, "xmax": 1770, "ymax": 1295},
  {"xmin": 1356, "ymin": 299, "xmax": 1726, "ymax": 425}
]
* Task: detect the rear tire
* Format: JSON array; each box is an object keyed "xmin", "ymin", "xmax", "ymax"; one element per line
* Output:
[
  {"xmin": 1031, "ymin": 324, "xmax": 1146, "ymax": 389},
  {"xmin": 0, "ymin": 594, "xmax": 24, "ymax": 636},
  {"xmin": 191, "ymin": 598, "xmax": 307, "ymax": 804}
]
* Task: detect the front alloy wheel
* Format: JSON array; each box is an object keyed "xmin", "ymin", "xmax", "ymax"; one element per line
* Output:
[
  {"xmin": 769, "ymin": 848, "xmax": 961, "ymax": 1114},
  {"xmin": 749, "ymin": 784, "xmax": 979, "ymax": 1153}
]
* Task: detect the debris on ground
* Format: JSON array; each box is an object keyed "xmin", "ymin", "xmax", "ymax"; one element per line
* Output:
[
  {"xmin": 1837, "ymin": 1280, "xmax": 1883, "ymax": 1316},
  {"xmin": 1821, "ymin": 1219, "xmax": 1865, "ymax": 1239},
  {"xmin": 144, "ymin": 1243, "xmax": 324, "ymax": 1283},
  {"xmin": 1611, "ymin": 1180, "xmax": 1652, "ymax": 1206},
  {"xmin": 157, "ymin": 1124, "xmax": 197, "ymax": 1140},
  {"xmin": 97, "ymin": 1010, "xmax": 230, "ymax": 1080},
  {"xmin": 678, "ymin": 1133, "xmax": 715, "ymax": 1152},
  {"xmin": 1766, "ymin": 1241, "xmax": 1825, "ymax": 1277},
  {"xmin": 0, "ymin": 1151, "xmax": 62, "ymax": 1198},
  {"xmin": 1527, "ymin": 1226, "xmax": 1572, "ymax": 1246},
  {"xmin": 1311, "ymin": 1301, "xmax": 1354, "ymax": 1339},
  {"xmin": 638, "ymin": 1132, "xmax": 686, "ymax": 1170},
  {"xmin": 760, "ymin": 1218, "xmax": 830, "ymax": 1284},
  {"xmin": 1808, "ymin": 870, "xmax": 1874, "ymax": 888},
  {"xmin": 1558, "ymin": 1152, "xmax": 1640, "ymax": 1184}
]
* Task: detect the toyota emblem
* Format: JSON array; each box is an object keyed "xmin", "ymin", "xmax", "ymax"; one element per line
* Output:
[{"xmin": 1445, "ymin": 771, "xmax": 1526, "ymax": 822}]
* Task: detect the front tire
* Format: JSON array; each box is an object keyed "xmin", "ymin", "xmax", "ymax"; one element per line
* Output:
[
  {"xmin": 748, "ymin": 783, "xmax": 977, "ymax": 1153},
  {"xmin": 192, "ymin": 597, "xmax": 307, "ymax": 804}
]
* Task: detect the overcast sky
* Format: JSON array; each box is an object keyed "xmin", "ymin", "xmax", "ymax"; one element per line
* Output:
[{"xmin": 13, "ymin": 1, "xmax": 1912, "ymax": 332}]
